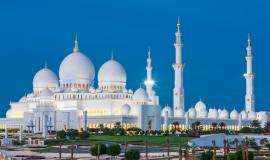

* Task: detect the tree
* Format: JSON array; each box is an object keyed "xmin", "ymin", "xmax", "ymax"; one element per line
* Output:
[
  {"xmin": 219, "ymin": 122, "xmax": 226, "ymax": 130},
  {"xmin": 194, "ymin": 121, "xmax": 201, "ymax": 130},
  {"xmin": 107, "ymin": 144, "xmax": 121, "ymax": 159},
  {"xmin": 125, "ymin": 149, "xmax": 140, "ymax": 160},
  {"xmin": 239, "ymin": 127, "xmax": 252, "ymax": 133},
  {"xmin": 56, "ymin": 130, "xmax": 66, "ymax": 139},
  {"xmin": 251, "ymin": 120, "xmax": 261, "ymax": 128},
  {"xmin": 66, "ymin": 129, "xmax": 79, "ymax": 140},
  {"xmin": 260, "ymin": 138, "xmax": 269, "ymax": 146},
  {"xmin": 211, "ymin": 122, "xmax": 218, "ymax": 131},
  {"xmin": 172, "ymin": 121, "xmax": 179, "ymax": 131},
  {"xmin": 248, "ymin": 139, "xmax": 260, "ymax": 151},
  {"xmin": 200, "ymin": 150, "xmax": 213, "ymax": 160},
  {"xmin": 115, "ymin": 122, "xmax": 121, "ymax": 129},
  {"xmin": 90, "ymin": 143, "xmax": 107, "ymax": 159},
  {"xmin": 264, "ymin": 121, "xmax": 270, "ymax": 132},
  {"xmin": 78, "ymin": 130, "xmax": 90, "ymax": 139},
  {"xmin": 265, "ymin": 143, "xmax": 270, "ymax": 150},
  {"xmin": 234, "ymin": 138, "xmax": 239, "ymax": 148}
]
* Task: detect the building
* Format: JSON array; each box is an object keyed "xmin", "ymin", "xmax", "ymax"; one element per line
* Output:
[{"xmin": 0, "ymin": 18, "xmax": 269, "ymax": 137}]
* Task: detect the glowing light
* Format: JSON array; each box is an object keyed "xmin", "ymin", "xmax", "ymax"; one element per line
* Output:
[{"xmin": 144, "ymin": 80, "xmax": 155, "ymax": 85}]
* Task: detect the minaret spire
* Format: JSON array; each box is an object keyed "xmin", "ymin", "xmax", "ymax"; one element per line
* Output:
[
  {"xmin": 173, "ymin": 16, "xmax": 185, "ymax": 117},
  {"xmin": 73, "ymin": 35, "xmax": 79, "ymax": 53},
  {"xmin": 244, "ymin": 33, "xmax": 255, "ymax": 112},
  {"xmin": 111, "ymin": 50, "xmax": 114, "ymax": 60},
  {"xmin": 145, "ymin": 47, "xmax": 154, "ymax": 97},
  {"xmin": 177, "ymin": 16, "xmax": 180, "ymax": 32},
  {"xmin": 44, "ymin": 61, "xmax": 48, "ymax": 69}
]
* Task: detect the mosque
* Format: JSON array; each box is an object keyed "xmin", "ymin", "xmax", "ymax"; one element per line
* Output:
[{"xmin": 0, "ymin": 18, "xmax": 269, "ymax": 137}]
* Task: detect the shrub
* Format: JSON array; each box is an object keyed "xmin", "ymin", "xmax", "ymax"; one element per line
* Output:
[
  {"xmin": 44, "ymin": 139, "xmax": 60, "ymax": 145},
  {"xmin": 56, "ymin": 130, "xmax": 66, "ymax": 139},
  {"xmin": 66, "ymin": 129, "xmax": 79, "ymax": 140},
  {"xmin": 125, "ymin": 149, "xmax": 140, "ymax": 160},
  {"xmin": 78, "ymin": 131, "xmax": 90, "ymax": 139},
  {"xmin": 200, "ymin": 150, "xmax": 213, "ymax": 160},
  {"xmin": 107, "ymin": 144, "xmax": 121, "ymax": 157},
  {"xmin": 239, "ymin": 127, "xmax": 252, "ymax": 133},
  {"xmin": 90, "ymin": 143, "xmax": 107, "ymax": 156},
  {"xmin": 227, "ymin": 150, "xmax": 254, "ymax": 160}
]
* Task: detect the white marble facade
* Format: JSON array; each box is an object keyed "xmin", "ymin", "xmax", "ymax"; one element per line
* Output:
[{"xmin": 1, "ymin": 19, "xmax": 269, "ymax": 134}]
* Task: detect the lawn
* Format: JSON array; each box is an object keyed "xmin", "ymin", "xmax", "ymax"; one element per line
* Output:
[
  {"xmin": 32, "ymin": 135, "xmax": 191, "ymax": 153},
  {"xmin": 87, "ymin": 135, "xmax": 191, "ymax": 145}
]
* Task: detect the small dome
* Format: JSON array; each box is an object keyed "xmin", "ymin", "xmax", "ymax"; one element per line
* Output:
[
  {"xmin": 219, "ymin": 108, "xmax": 229, "ymax": 119},
  {"xmin": 122, "ymin": 104, "xmax": 131, "ymax": 115},
  {"xmin": 197, "ymin": 109, "xmax": 208, "ymax": 118},
  {"xmin": 27, "ymin": 93, "xmax": 35, "ymax": 98},
  {"xmin": 133, "ymin": 87, "xmax": 148, "ymax": 102},
  {"xmin": 39, "ymin": 88, "xmax": 53, "ymax": 98},
  {"xmin": 161, "ymin": 105, "xmax": 173, "ymax": 117},
  {"xmin": 19, "ymin": 96, "xmax": 27, "ymax": 103},
  {"xmin": 208, "ymin": 108, "xmax": 218, "ymax": 119},
  {"xmin": 128, "ymin": 89, "xmax": 133, "ymax": 94},
  {"xmin": 230, "ymin": 109, "xmax": 239, "ymax": 120},
  {"xmin": 59, "ymin": 50, "xmax": 95, "ymax": 85},
  {"xmin": 241, "ymin": 110, "xmax": 248, "ymax": 120},
  {"xmin": 188, "ymin": 107, "xmax": 196, "ymax": 119},
  {"xmin": 195, "ymin": 100, "xmax": 206, "ymax": 112},
  {"xmin": 248, "ymin": 111, "xmax": 256, "ymax": 120},
  {"xmin": 33, "ymin": 67, "xmax": 58, "ymax": 90},
  {"xmin": 98, "ymin": 59, "xmax": 127, "ymax": 84}
]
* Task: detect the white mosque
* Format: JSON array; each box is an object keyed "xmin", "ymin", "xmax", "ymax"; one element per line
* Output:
[{"xmin": 0, "ymin": 18, "xmax": 269, "ymax": 136}]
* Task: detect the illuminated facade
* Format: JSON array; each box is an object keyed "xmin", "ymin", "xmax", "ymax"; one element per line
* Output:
[{"xmin": 1, "ymin": 18, "xmax": 270, "ymax": 137}]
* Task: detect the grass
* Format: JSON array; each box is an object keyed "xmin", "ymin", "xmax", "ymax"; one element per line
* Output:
[
  {"xmin": 32, "ymin": 135, "xmax": 191, "ymax": 153},
  {"xmin": 87, "ymin": 135, "xmax": 191, "ymax": 145}
]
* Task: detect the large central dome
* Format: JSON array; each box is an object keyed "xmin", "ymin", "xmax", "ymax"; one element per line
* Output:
[{"xmin": 59, "ymin": 38, "xmax": 95, "ymax": 89}]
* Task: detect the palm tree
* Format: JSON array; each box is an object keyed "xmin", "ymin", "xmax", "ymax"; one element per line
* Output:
[
  {"xmin": 251, "ymin": 120, "xmax": 261, "ymax": 128},
  {"xmin": 264, "ymin": 121, "xmax": 270, "ymax": 132},
  {"xmin": 194, "ymin": 121, "xmax": 201, "ymax": 130},
  {"xmin": 172, "ymin": 121, "xmax": 179, "ymax": 131},
  {"xmin": 234, "ymin": 138, "xmax": 239, "ymax": 148},
  {"xmin": 219, "ymin": 122, "xmax": 226, "ymax": 130},
  {"xmin": 260, "ymin": 138, "xmax": 269, "ymax": 146},
  {"xmin": 211, "ymin": 122, "xmax": 218, "ymax": 131},
  {"xmin": 115, "ymin": 122, "xmax": 121, "ymax": 129}
]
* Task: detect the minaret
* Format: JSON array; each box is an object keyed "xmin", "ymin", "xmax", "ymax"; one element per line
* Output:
[
  {"xmin": 173, "ymin": 17, "xmax": 185, "ymax": 117},
  {"xmin": 244, "ymin": 33, "xmax": 255, "ymax": 112},
  {"xmin": 144, "ymin": 48, "xmax": 154, "ymax": 96}
]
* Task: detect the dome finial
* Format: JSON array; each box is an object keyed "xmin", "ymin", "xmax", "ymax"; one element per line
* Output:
[
  {"xmin": 44, "ymin": 61, "xmax": 48, "ymax": 68},
  {"xmin": 177, "ymin": 16, "xmax": 180, "ymax": 32},
  {"xmin": 247, "ymin": 33, "xmax": 251, "ymax": 47},
  {"xmin": 148, "ymin": 47, "xmax": 151, "ymax": 59},
  {"xmin": 111, "ymin": 50, "xmax": 114, "ymax": 60},
  {"xmin": 73, "ymin": 34, "xmax": 79, "ymax": 53}
]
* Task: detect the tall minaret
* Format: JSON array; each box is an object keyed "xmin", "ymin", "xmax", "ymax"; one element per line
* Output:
[
  {"xmin": 244, "ymin": 33, "xmax": 255, "ymax": 112},
  {"xmin": 145, "ymin": 48, "xmax": 154, "ymax": 96},
  {"xmin": 173, "ymin": 17, "xmax": 185, "ymax": 117}
]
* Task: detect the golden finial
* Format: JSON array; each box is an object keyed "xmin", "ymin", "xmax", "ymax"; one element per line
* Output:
[
  {"xmin": 73, "ymin": 34, "xmax": 79, "ymax": 53},
  {"xmin": 148, "ymin": 47, "xmax": 151, "ymax": 59},
  {"xmin": 44, "ymin": 61, "xmax": 48, "ymax": 68},
  {"xmin": 247, "ymin": 33, "xmax": 251, "ymax": 47},
  {"xmin": 111, "ymin": 50, "xmax": 114, "ymax": 60},
  {"xmin": 177, "ymin": 16, "xmax": 180, "ymax": 32}
]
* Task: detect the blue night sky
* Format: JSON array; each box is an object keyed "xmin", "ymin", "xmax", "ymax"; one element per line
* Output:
[{"xmin": 0, "ymin": 0, "xmax": 269, "ymax": 117}]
